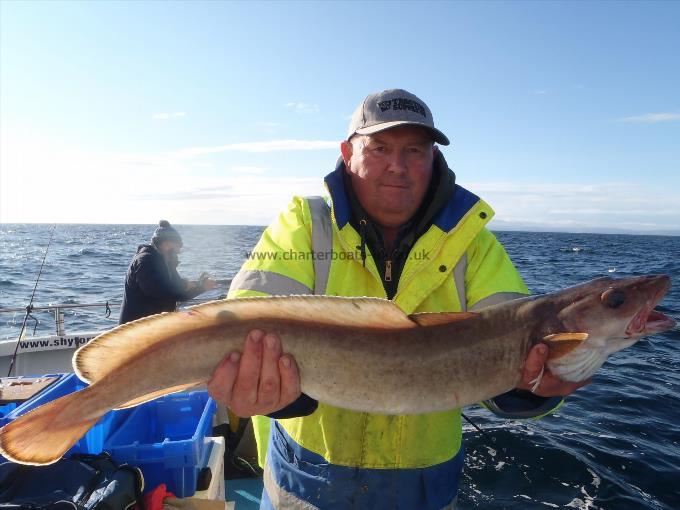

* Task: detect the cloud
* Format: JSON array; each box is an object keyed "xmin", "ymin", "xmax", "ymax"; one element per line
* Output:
[
  {"xmin": 465, "ymin": 180, "xmax": 680, "ymax": 233},
  {"xmin": 285, "ymin": 102, "xmax": 319, "ymax": 114},
  {"xmin": 63, "ymin": 139, "xmax": 337, "ymax": 168},
  {"xmin": 126, "ymin": 176, "xmax": 324, "ymax": 225},
  {"xmin": 131, "ymin": 177, "xmax": 319, "ymax": 201},
  {"xmin": 153, "ymin": 112, "xmax": 187, "ymax": 120},
  {"xmin": 132, "ymin": 184, "xmax": 244, "ymax": 201},
  {"xmin": 171, "ymin": 139, "xmax": 338, "ymax": 159},
  {"xmin": 534, "ymin": 89, "xmax": 548, "ymax": 95},
  {"xmin": 0, "ymin": 131, "xmax": 326, "ymax": 224},
  {"xmin": 229, "ymin": 166, "xmax": 267, "ymax": 175},
  {"xmin": 615, "ymin": 112, "xmax": 680, "ymax": 124},
  {"xmin": 3, "ymin": 128, "xmax": 677, "ymax": 231}
]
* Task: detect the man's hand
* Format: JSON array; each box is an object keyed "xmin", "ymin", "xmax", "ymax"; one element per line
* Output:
[
  {"xmin": 517, "ymin": 343, "xmax": 590, "ymax": 397},
  {"xmin": 207, "ymin": 329, "xmax": 301, "ymax": 418},
  {"xmin": 201, "ymin": 278, "xmax": 217, "ymax": 291},
  {"xmin": 198, "ymin": 272, "xmax": 217, "ymax": 291}
]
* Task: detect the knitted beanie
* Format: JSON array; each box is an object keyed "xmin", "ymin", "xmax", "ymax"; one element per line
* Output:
[{"xmin": 151, "ymin": 220, "xmax": 183, "ymax": 247}]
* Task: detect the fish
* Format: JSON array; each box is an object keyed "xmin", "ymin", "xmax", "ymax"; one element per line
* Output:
[{"xmin": 0, "ymin": 275, "xmax": 675, "ymax": 466}]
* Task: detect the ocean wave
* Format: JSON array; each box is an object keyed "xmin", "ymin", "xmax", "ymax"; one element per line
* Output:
[
  {"xmin": 1, "ymin": 226, "xmax": 679, "ymax": 509},
  {"xmin": 560, "ymin": 246, "xmax": 591, "ymax": 253}
]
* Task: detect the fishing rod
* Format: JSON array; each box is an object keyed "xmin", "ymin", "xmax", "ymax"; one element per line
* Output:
[
  {"xmin": 6, "ymin": 224, "xmax": 57, "ymax": 377},
  {"xmin": 461, "ymin": 412, "xmax": 492, "ymax": 441}
]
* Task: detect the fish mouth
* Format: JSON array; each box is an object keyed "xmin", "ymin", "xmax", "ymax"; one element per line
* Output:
[
  {"xmin": 625, "ymin": 275, "xmax": 676, "ymax": 336},
  {"xmin": 645, "ymin": 309, "xmax": 675, "ymax": 334},
  {"xmin": 626, "ymin": 308, "xmax": 676, "ymax": 336}
]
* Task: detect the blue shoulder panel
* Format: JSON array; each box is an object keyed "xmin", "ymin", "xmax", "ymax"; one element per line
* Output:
[
  {"xmin": 433, "ymin": 184, "xmax": 481, "ymax": 232},
  {"xmin": 324, "ymin": 160, "xmax": 352, "ymax": 229}
]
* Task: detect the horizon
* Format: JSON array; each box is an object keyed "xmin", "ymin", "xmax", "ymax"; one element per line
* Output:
[
  {"xmin": 1, "ymin": 1, "xmax": 679, "ymax": 233},
  {"xmin": 1, "ymin": 221, "xmax": 678, "ymax": 238}
]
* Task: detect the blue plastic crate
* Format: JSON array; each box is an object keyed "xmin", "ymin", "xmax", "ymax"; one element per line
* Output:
[
  {"xmin": 3, "ymin": 373, "xmax": 132, "ymax": 456},
  {"xmin": 0, "ymin": 373, "xmax": 66, "ymax": 427},
  {"xmin": 0, "ymin": 402, "xmax": 17, "ymax": 427},
  {"xmin": 104, "ymin": 390, "xmax": 217, "ymax": 497}
]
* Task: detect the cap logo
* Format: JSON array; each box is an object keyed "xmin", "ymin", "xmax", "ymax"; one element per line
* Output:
[{"xmin": 377, "ymin": 98, "xmax": 427, "ymax": 117}]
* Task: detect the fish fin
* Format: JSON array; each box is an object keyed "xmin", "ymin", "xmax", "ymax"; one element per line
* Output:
[
  {"xmin": 0, "ymin": 390, "xmax": 100, "ymax": 465},
  {"xmin": 408, "ymin": 311, "xmax": 477, "ymax": 326},
  {"xmin": 114, "ymin": 382, "xmax": 204, "ymax": 410},
  {"xmin": 76, "ymin": 295, "xmax": 415, "ymax": 385},
  {"xmin": 543, "ymin": 333, "xmax": 589, "ymax": 342},
  {"xmin": 543, "ymin": 332, "xmax": 589, "ymax": 360}
]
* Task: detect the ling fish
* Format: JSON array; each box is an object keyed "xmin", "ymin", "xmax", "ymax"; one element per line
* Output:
[{"xmin": 0, "ymin": 275, "xmax": 675, "ymax": 466}]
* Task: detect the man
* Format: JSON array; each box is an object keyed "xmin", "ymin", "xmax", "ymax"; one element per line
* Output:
[
  {"xmin": 208, "ymin": 89, "xmax": 587, "ymax": 509},
  {"xmin": 119, "ymin": 219, "xmax": 216, "ymax": 324}
]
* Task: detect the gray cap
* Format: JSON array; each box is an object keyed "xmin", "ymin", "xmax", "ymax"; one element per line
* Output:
[{"xmin": 347, "ymin": 88, "xmax": 450, "ymax": 145}]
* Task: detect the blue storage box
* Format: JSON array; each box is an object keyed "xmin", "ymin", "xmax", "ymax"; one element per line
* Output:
[
  {"xmin": 0, "ymin": 374, "xmax": 66, "ymax": 427},
  {"xmin": 0, "ymin": 403, "xmax": 17, "ymax": 427},
  {"xmin": 104, "ymin": 390, "xmax": 216, "ymax": 497},
  {"xmin": 2, "ymin": 373, "xmax": 132, "ymax": 456}
]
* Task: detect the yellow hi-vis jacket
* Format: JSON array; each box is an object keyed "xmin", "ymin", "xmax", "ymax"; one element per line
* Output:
[{"xmin": 228, "ymin": 168, "xmax": 529, "ymax": 470}]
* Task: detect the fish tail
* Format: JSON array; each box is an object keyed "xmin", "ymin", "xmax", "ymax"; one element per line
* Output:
[{"xmin": 0, "ymin": 390, "xmax": 101, "ymax": 465}]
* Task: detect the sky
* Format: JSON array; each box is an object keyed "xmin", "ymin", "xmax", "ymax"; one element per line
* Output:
[{"xmin": 1, "ymin": 1, "xmax": 679, "ymax": 234}]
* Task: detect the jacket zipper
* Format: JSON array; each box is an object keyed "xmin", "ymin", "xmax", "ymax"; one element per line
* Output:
[{"xmin": 384, "ymin": 259, "xmax": 392, "ymax": 282}]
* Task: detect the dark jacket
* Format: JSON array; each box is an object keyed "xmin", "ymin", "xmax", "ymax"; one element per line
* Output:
[{"xmin": 119, "ymin": 244, "xmax": 202, "ymax": 324}]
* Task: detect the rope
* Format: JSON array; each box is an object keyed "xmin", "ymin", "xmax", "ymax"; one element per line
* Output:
[{"xmin": 6, "ymin": 224, "xmax": 57, "ymax": 377}]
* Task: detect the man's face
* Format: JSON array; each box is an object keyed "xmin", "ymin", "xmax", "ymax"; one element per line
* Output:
[
  {"xmin": 158, "ymin": 241, "xmax": 182, "ymax": 256},
  {"xmin": 341, "ymin": 125, "xmax": 435, "ymax": 230}
]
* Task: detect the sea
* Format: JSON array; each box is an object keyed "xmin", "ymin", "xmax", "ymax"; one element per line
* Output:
[{"xmin": 1, "ymin": 224, "xmax": 679, "ymax": 510}]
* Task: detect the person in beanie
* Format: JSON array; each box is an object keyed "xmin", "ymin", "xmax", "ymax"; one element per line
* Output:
[
  {"xmin": 207, "ymin": 89, "xmax": 588, "ymax": 509},
  {"xmin": 119, "ymin": 220, "xmax": 216, "ymax": 324}
]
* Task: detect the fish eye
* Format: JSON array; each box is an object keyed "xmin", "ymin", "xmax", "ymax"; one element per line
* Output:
[{"xmin": 601, "ymin": 288, "xmax": 626, "ymax": 309}]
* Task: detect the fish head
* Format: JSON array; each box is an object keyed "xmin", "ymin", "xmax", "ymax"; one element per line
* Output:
[
  {"xmin": 556, "ymin": 274, "xmax": 675, "ymax": 345},
  {"xmin": 545, "ymin": 275, "xmax": 676, "ymax": 381}
]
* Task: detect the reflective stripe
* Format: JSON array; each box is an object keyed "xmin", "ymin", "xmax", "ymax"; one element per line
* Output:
[
  {"xmin": 452, "ymin": 254, "xmax": 467, "ymax": 311},
  {"xmin": 469, "ymin": 291, "xmax": 527, "ymax": 311},
  {"xmin": 263, "ymin": 462, "xmax": 320, "ymax": 510},
  {"xmin": 230, "ymin": 269, "xmax": 312, "ymax": 296},
  {"xmin": 307, "ymin": 196, "xmax": 333, "ymax": 295}
]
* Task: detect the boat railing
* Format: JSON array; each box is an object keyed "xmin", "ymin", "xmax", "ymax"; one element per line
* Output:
[
  {"xmin": 0, "ymin": 296, "xmax": 224, "ymax": 338},
  {"xmin": 0, "ymin": 302, "xmax": 115, "ymax": 338}
]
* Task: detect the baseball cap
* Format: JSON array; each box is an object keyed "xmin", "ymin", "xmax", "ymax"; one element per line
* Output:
[{"xmin": 347, "ymin": 88, "xmax": 450, "ymax": 145}]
